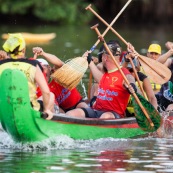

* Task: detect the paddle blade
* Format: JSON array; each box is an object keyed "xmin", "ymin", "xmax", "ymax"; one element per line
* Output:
[
  {"xmin": 138, "ymin": 55, "xmax": 171, "ymax": 84},
  {"xmin": 131, "ymin": 93, "xmax": 162, "ymax": 132}
]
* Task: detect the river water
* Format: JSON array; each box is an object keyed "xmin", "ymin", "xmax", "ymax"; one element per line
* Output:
[
  {"xmin": 0, "ymin": 24, "xmax": 173, "ymax": 172},
  {"xmin": 0, "ymin": 122, "xmax": 173, "ymax": 173}
]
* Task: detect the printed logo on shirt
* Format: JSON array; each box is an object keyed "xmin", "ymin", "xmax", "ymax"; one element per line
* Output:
[
  {"xmin": 110, "ymin": 77, "xmax": 118, "ymax": 87},
  {"xmin": 97, "ymin": 88, "xmax": 118, "ymax": 101}
]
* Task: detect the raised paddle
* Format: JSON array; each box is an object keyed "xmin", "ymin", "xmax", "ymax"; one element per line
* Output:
[
  {"xmin": 86, "ymin": 6, "xmax": 171, "ymax": 85},
  {"xmin": 52, "ymin": 1, "xmax": 133, "ymax": 91},
  {"xmin": 125, "ymin": 56, "xmax": 147, "ymax": 99},
  {"xmin": 86, "ymin": 0, "xmax": 133, "ymax": 100},
  {"xmin": 86, "ymin": 0, "xmax": 132, "ymax": 51},
  {"xmin": 91, "ymin": 24, "xmax": 161, "ymax": 132}
]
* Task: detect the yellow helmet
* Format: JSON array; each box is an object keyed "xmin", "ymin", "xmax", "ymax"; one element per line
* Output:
[
  {"xmin": 148, "ymin": 44, "xmax": 161, "ymax": 54},
  {"xmin": 2, "ymin": 33, "xmax": 26, "ymax": 59}
]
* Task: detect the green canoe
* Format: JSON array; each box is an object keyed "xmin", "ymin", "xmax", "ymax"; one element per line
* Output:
[{"xmin": 0, "ymin": 69, "xmax": 147, "ymax": 143}]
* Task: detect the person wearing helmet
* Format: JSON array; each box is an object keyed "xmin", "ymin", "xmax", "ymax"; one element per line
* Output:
[{"xmin": 1, "ymin": 33, "xmax": 54, "ymax": 119}]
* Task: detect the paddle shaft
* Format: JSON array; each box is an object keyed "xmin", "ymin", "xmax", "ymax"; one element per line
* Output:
[
  {"xmin": 91, "ymin": 24, "xmax": 154, "ymax": 127},
  {"xmin": 87, "ymin": 71, "xmax": 93, "ymax": 100},
  {"xmin": 86, "ymin": 0, "xmax": 132, "ymax": 52},
  {"xmin": 86, "ymin": 0, "xmax": 132, "ymax": 100},
  {"xmin": 86, "ymin": 6, "xmax": 165, "ymax": 79},
  {"xmin": 129, "ymin": 58, "xmax": 147, "ymax": 99}
]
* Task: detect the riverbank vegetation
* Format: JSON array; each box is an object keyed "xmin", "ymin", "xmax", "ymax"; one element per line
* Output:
[{"xmin": 0, "ymin": 0, "xmax": 172, "ymax": 25}]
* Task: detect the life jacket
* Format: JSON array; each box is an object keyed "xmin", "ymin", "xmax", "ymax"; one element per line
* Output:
[
  {"xmin": 140, "ymin": 67, "xmax": 161, "ymax": 93},
  {"xmin": 0, "ymin": 58, "xmax": 41, "ymax": 111}
]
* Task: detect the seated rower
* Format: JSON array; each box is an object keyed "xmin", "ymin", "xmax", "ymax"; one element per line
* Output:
[
  {"xmin": 66, "ymin": 41, "xmax": 139, "ymax": 119},
  {"xmin": 121, "ymin": 51, "xmax": 158, "ymax": 116},
  {"xmin": 32, "ymin": 47, "xmax": 89, "ymax": 113},
  {"xmin": 1, "ymin": 33, "xmax": 54, "ymax": 119}
]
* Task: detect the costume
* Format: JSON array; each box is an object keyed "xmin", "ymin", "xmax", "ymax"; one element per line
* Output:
[
  {"xmin": 92, "ymin": 67, "xmax": 130, "ymax": 118},
  {"xmin": 0, "ymin": 58, "xmax": 42, "ymax": 111},
  {"xmin": 49, "ymin": 79, "xmax": 83, "ymax": 112}
]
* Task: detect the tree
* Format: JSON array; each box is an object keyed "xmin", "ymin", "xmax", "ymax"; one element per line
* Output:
[{"xmin": 0, "ymin": 0, "xmax": 93, "ymax": 25}]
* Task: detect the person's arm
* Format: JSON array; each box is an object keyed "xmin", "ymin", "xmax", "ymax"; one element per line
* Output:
[
  {"xmin": 124, "ymin": 73, "xmax": 141, "ymax": 95},
  {"xmin": 157, "ymin": 48, "xmax": 173, "ymax": 65},
  {"xmin": 122, "ymin": 43, "xmax": 140, "ymax": 70},
  {"xmin": 89, "ymin": 61, "xmax": 104, "ymax": 83},
  {"xmin": 35, "ymin": 65, "xmax": 52, "ymax": 114},
  {"xmin": 165, "ymin": 41, "xmax": 173, "ymax": 49},
  {"xmin": 121, "ymin": 52, "xmax": 130, "ymax": 68},
  {"xmin": 142, "ymin": 77, "xmax": 158, "ymax": 109},
  {"xmin": 33, "ymin": 47, "xmax": 64, "ymax": 68},
  {"xmin": 83, "ymin": 51, "xmax": 103, "ymax": 83}
]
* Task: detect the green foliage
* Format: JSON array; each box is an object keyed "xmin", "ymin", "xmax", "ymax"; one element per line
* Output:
[
  {"xmin": 0, "ymin": 0, "xmax": 93, "ymax": 25},
  {"xmin": 0, "ymin": 0, "xmax": 35, "ymax": 14},
  {"xmin": 33, "ymin": 0, "xmax": 93, "ymax": 24}
]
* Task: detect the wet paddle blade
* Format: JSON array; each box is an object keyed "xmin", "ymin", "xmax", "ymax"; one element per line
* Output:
[{"xmin": 131, "ymin": 93, "xmax": 162, "ymax": 132}]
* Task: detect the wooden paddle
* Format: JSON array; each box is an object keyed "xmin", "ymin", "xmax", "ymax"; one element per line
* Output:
[
  {"xmin": 91, "ymin": 24, "xmax": 161, "ymax": 132},
  {"xmin": 86, "ymin": 0, "xmax": 133, "ymax": 100},
  {"xmin": 126, "ymin": 56, "xmax": 147, "ymax": 99},
  {"xmin": 86, "ymin": 6, "xmax": 171, "ymax": 85},
  {"xmin": 86, "ymin": 0, "xmax": 132, "ymax": 51},
  {"xmin": 87, "ymin": 71, "xmax": 93, "ymax": 100},
  {"xmin": 131, "ymin": 92, "xmax": 161, "ymax": 132}
]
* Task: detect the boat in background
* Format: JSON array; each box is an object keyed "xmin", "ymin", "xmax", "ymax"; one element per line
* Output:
[{"xmin": 1, "ymin": 32, "xmax": 56, "ymax": 44}]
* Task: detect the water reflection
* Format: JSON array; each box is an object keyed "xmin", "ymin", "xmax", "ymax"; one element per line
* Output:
[{"xmin": 0, "ymin": 137, "xmax": 173, "ymax": 172}]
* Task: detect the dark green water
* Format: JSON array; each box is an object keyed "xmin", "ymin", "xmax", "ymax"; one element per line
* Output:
[{"xmin": 0, "ymin": 24, "xmax": 173, "ymax": 172}]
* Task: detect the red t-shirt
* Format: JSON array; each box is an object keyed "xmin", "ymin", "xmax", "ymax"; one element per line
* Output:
[
  {"xmin": 93, "ymin": 68, "xmax": 130, "ymax": 117},
  {"xmin": 49, "ymin": 79, "xmax": 82, "ymax": 110}
]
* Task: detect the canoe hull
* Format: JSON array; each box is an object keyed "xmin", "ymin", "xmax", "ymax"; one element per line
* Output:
[{"xmin": 0, "ymin": 69, "xmax": 147, "ymax": 143}]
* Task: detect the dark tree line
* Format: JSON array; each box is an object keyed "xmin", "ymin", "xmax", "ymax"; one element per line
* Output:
[{"xmin": 0, "ymin": 0, "xmax": 173, "ymax": 25}]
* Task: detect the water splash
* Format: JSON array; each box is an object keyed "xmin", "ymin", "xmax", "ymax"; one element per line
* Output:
[
  {"xmin": 152, "ymin": 111, "xmax": 173, "ymax": 138},
  {"xmin": 0, "ymin": 112, "xmax": 173, "ymax": 151},
  {"xmin": 80, "ymin": 79, "xmax": 88, "ymax": 100},
  {"xmin": 0, "ymin": 129, "xmax": 150, "ymax": 152},
  {"xmin": 160, "ymin": 111, "xmax": 173, "ymax": 138},
  {"xmin": 0, "ymin": 131, "xmax": 76, "ymax": 151}
]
